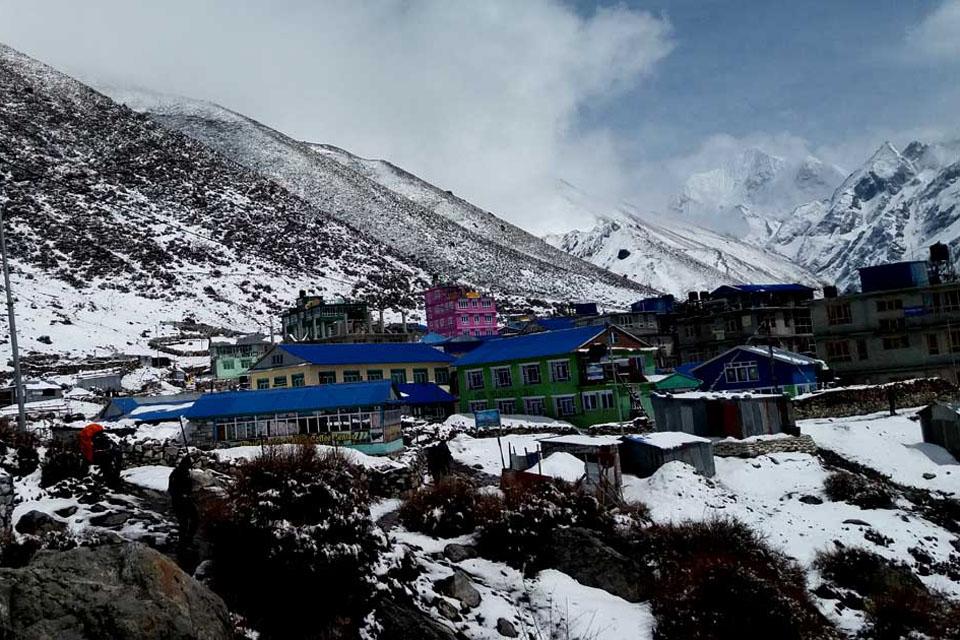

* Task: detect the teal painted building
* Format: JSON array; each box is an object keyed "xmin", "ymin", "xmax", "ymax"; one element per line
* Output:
[
  {"xmin": 453, "ymin": 325, "xmax": 657, "ymax": 427},
  {"xmin": 210, "ymin": 334, "xmax": 272, "ymax": 385}
]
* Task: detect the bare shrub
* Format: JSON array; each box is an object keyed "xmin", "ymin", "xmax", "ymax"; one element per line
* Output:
[
  {"xmin": 399, "ymin": 474, "xmax": 502, "ymax": 537},
  {"xmin": 205, "ymin": 443, "xmax": 385, "ymax": 639},
  {"xmin": 823, "ymin": 471, "xmax": 893, "ymax": 509}
]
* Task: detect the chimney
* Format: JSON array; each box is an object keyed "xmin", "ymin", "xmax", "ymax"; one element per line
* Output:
[{"xmin": 823, "ymin": 285, "xmax": 838, "ymax": 299}]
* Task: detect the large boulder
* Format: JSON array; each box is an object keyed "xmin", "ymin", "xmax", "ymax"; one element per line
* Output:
[
  {"xmin": 0, "ymin": 542, "xmax": 232, "ymax": 639},
  {"xmin": 434, "ymin": 569, "xmax": 481, "ymax": 609},
  {"xmin": 377, "ymin": 598, "xmax": 457, "ymax": 640},
  {"xmin": 14, "ymin": 510, "xmax": 67, "ymax": 536},
  {"xmin": 544, "ymin": 527, "xmax": 647, "ymax": 602}
]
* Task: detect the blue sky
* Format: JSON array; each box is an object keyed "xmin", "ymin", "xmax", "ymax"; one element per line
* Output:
[
  {"xmin": 576, "ymin": 0, "xmax": 958, "ymax": 165},
  {"xmin": 0, "ymin": 0, "xmax": 957, "ymax": 231}
]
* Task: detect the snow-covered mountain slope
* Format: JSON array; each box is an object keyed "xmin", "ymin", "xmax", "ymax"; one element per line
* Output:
[
  {"xmin": 103, "ymin": 89, "xmax": 655, "ymax": 306},
  {"xmin": 672, "ymin": 147, "xmax": 845, "ymax": 243},
  {"xmin": 0, "ymin": 43, "xmax": 423, "ymax": 361},
  {"xmin": 770, "ymin": 140, "xmax": 960, "ymax": 290},
  {"xmin": 543, "ymin": 182, "xmax": 821, "ymax": 296}
]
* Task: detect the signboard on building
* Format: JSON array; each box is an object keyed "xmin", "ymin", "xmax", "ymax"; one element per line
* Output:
[
  {"xmin": 904, "ymin": 306, "xmax": 927, "ymax": 318},
  {"xmin": 474, "ymin": 408, "xmax": 501, "ymax": 429}
]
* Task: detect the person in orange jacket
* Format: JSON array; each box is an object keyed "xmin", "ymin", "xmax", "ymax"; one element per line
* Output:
[{"xmin": 77, "ymin": 423, "xmax": 122, "ymax": 488}]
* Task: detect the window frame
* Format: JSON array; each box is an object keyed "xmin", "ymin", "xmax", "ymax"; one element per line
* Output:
[
  {"xmin": 520, "ymin": 362, "xmax": 542, "ymax": 385},
  {"xmin": 466, "ymin": 369, "xmax": 485, "ymax": 390},
  {"xmin": 366, "ymin": 369, "xmax": 384, "ymax": 381},
  {"xmin": 553, "ymin": 395, "xmax": 577, "ymax": 417},
  {"xmin": 492, "ymin": 366, "xmax": 513, "ymax": 388},
  {"xmin": 291, "ymin": 373, "xmax": 305, "ymax": 387},
  {"xmin": 548, "ymin": 359, "xmax": 571, "ymax": 382},
  {"xmin": 523, "ymin": 396, "xmax": 546, "ymax": 415}
]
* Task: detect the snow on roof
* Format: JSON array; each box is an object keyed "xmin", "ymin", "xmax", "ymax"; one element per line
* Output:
[
  {"xmin": 22, "ymin": 380, "xmax": 61, "ymax": 390},
  {"xmin": 627, "ymin": 432, "xmax": 710, "ymax": 449},
  {"xmin": 540, "ymin": 434, "xmax": 623, "ymax": 447},
  {"xmin": 76, "ymin": 369, "xmax": 122, "ymax": 380},
  {"xmin": 692, "ymin": 345, "xmax": 822, "ymax": 372},
  {"xmin": 526, "ymin": 452, "xmax": 585, "ymax": 483},
  {"xmin": 661, "ymin": 390, "xmax": 784, "ymax": 400}
]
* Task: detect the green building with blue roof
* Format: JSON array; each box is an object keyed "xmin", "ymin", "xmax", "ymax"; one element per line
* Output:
[{"xmin": 453, "ymin": 325, "xmax": 657, "ymax": 427}]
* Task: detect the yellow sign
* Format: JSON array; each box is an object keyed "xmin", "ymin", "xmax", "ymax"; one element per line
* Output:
[{"xmin": 465, "ymin": 291, "xmax": 480, "ymax": 299}]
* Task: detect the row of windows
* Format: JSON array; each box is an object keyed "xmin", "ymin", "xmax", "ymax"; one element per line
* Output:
[
  {"xmin": 465, "ymin": 360, "xmax": 570, "ymax": 390},
  {"xmin": 467, "ymin": 390, "xmax": 614, "ymax": 416},
  {"xmin": 257, "ymin": 367, "xmax": 450, "ymax": 389},
  {"xmin": 723, "ymin": 361, "xmax": 759, "ymax": 383},
  {"xmin": 220, "ymin": 358, "xmax": 254, "ymax": 370},
  {"xmin": 824, "ymin": 331, "xmax": 960, "ymax": 363}
]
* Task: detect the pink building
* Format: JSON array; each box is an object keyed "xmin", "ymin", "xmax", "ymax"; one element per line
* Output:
[{"xmin": 424, "ymin": 284, "xmax": 498, "ymax": 338}]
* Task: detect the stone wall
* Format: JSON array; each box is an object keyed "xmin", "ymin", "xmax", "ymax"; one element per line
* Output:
[
  {"xmin": 794, "ymin": 378, "xmax": 958, "ymax": 420},
  {"xmin": 712, "ymin": 434, "xmax": 817, "ymax": 458},
  {"xmin": 0, "ymin": 470, "xmax": 12, "ymax": 534}
]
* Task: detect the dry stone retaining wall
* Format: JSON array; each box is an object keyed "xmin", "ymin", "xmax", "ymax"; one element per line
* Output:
[
  {"xmin": 794, "ymin": 378, "xmax": 957, "ymax": 419},
  {"xmin": 0, "ymin": 470, "xmax": 13, "ymax": 533},
  {"xmin": 712, "ymin": 434, "xmax": 817, "ymax": 458}
]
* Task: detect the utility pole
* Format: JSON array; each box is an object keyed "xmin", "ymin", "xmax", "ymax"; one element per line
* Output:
[{"xmin": 0, "ymin": 200, "xmax": 26, "ymax": 432}]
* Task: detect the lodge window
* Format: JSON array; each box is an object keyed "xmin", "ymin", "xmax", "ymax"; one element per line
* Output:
[
  {"xmin": 343, "ymin": 370, "xmax": 362, "ymax": 383},
  {"xmin": 927, "ymin": 334, "xmax": 940, "ymax": 355},
  {"xmin": 549, "ymin": 360, "xmax": 570, "ymax": 382},
  {"xmin": 240, "ymin": 359, "xmax": 252, "ymax": 368},
  {"xmin": 466, "ymin": 369, "xmax": 485, "ymax": 390},
  {"xmin": 458, "ymin": 300, "xmax": 468, "ymax": 308},
  {"xmin": 723, "ymin": 361, "xmax": 759, "ymax": 383},
  {"xmin": 366, "ymin": 369, "xmax": 383, "ymax": 381},
  {"xmin": 939, "ymin": 290, "xmax": 960, "ymax": 312},
  {"xmin": 461, "ymin": 315, "xmax": 469, "ymax": 323},
  {"xmin": 795, "ymin": 314, "xmax": 812, "ymax": 333},
  {"xmin": 273, "ymin": 376, "xmax": 288, "ymax": 388},
  {"xmin": 271, "ymin": 354, "xmax": 283, "ymax": 365},
  {"xmin": 318, "ymin": 371, "xmax": 337, "ymax": 384},
  {"xmin": 390, "ymin": 369, "xmax": 408, "ymax": 384},
  {"xmin": 492, "ymin": 366, "xmax": 513, "ymax": 388},
  {"xmin": 413, "ymin": 368, "xmax": 429, "ymax": 384},
  {"xmin": 878, "ymin": 318, "xmax": 906, "ymax": 332},
  {"xmin": 520, "ymin": 363, "xmax": 542, "ymax": 385},
  {"xmin": 256, "ymin": 378, "xmax": 269, "ymax": 390},
  {"xmin": 826, "ymin": 303, "xmax": 852, "ymax": 325},
  {"xmin": 483, "ymin": 299, "xmax": 492, "ymax": 307},
  {"xmin": 857, "ymin": 339, "xmax": 868, "ymax": 360},
  {"xmin": 434, "ymin": 368, "xmax": 450, "ymax": 384},
  {"xmin": 876, "ymin": 298, "xmax": 903, "ymax": 312},
  {"xmin": 825, "ymin": 341, "xmax": 851, "ymax": 362},
  {"xmin": 582, "ymin": 390, "xmax": 615, "ymax": 411},
  {"xmin": 468, "ymin": 400, "xmax": 488, "ymax": 412},
  {"xmin": 949, "ymin": 329, "xmax": 960, "ymax": 353},
  {"xmin": 523, "ymin": 397, "xmax": 546, "ymax": 415},
  {"xmin": 222, "ymin": 359, "xmax": 235, "ymax": 370},
  {"xmin": 291, "ymin": 373, "xmax": 305, "ymax": 387},
  {"xmin": 725, "ymin": 317, "xmax": 740, "ymax": 332},
  {"xmin": 881, "ymin": 335, "xmax": 909, "ymax": 350},
  {"xmin": 471, "ymin": 299, "xmax": 478, "ymax": 308},
  {"xmin": 496, "ymin": 398, "xmax": 517, "ymax": 414},
  {"xmin": 553, "ymin": 395, "xmax": 577, "ymax": 417}
]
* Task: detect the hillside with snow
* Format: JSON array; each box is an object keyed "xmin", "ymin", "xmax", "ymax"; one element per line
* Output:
[
  {"xmin": 0, "ymin": 43, "xmax": 432, "ymax": 364},
  {"xmin": 103, "ymin": 88, "xmax": 655, "ymax": 307},
  {"xmin": 769, "ymin": 140, "xmax": 960, "ymax": 291},
  {"xmin": 543, "ymin": 182, "xmax": 822, "ymax": 296}
]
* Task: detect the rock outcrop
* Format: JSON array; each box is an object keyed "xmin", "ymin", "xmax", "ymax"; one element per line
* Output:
[{"xmin": 0, "ymin": 542, "xmax": 232, "ymax": 639}]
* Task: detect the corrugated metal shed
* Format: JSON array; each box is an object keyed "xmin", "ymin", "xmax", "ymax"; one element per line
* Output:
[
  {"xmin": 620, "ymin": 432, "xmax": 715, "ymax": 478},
  {"xmin": 650, "ymin": 392, "xmax": 792, "ymax": 439},
  {"xmin": 184, "ymin": 381, "xmax": 397, "ymax": 420},
  {"xmin": 918, "ymin": 402, "xmax": 960, "ymax": 459}
]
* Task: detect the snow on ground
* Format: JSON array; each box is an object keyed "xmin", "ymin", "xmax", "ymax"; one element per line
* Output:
[
  {"xmin": 391, "ymin": 526, "xmax": 653, "ymax": 640},
  {"xmin": 529, "ymin": 569, "xmax": 654, "ymax": 640},
  {"xmin": 210, "ymin": 443, "xmax": 404, "ymax": 471},
  {"xmin": 624, "ymin": 455, "xmax": 960, "ymax": 598},
  {"xmin": 802, "ymin": 408, "xmax": 959, "ymax": 496},
  {"xmin": 448, "ymin": 433, "xmax": 558, "ymax": 476},
  {"xmin": 0, "ymin": 398, "xmax": 102, "ymax": 419},
  {"xmin": 527, "ymin": 452, "xmax": 585, "ymax": 483},
  {"xmin": 121, "ymin": 367, "xmax": 182, "ymax": 394},
  {"xmin": 121, "ymin": 465, "xmax": 172, "ymax": 492},
  {"xmin": 443, "ymin": 413, "xmax": 574, "ymax": 431}
]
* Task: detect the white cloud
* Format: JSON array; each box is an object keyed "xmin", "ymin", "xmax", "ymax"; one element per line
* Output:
[
  {"xmin": 906, "ymin": 0, "xmax": 960, "ymax": 60},
  {"xmin": 0, "ymin": 0, "xmax": 673, "ymax": 235}
]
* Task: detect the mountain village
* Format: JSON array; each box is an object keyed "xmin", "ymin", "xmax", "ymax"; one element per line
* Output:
[{"xmin": 0, "ymin": 34, "xmax": 959, "ymax": 640}]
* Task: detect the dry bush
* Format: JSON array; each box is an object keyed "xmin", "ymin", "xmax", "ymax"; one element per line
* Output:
[
  {"xmin": 0, "ymin": 418, "xmax": 40, "ymax": 476},
  {"xmin": 398, "ymin": 474, "xmax": 502, "ymax": 537},
  {"xmin": 823, "ymin": 471, "xmax": 893, "ymax": 509},
  {"xmin": 814, "ymin": 547, "xmax": 958, "ymax": 639},
  {"xmin": 633, "ymin": 518, "xmax": 836, "ymax": 640},
  {"xmin": 477, "ymin": 480, "xmax": 614, "ymax": 573},
  {"xmin": 205, "ymin": 443, "xmax": 385, "ymax": 640},
  {"xmin": 39, "ymin": 439, "xmax": 87, "ymax": 488}
]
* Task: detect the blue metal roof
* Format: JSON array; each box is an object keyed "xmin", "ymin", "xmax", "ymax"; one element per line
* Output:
[
  {"xmin": 420, "ymin": 332, "xmax": 447, "ymax": 345},
  {"xmin": 396, "ymin": 382, "xmax": 456, "ymax": 405},
  {"xmin": 184, "ymin": 381, "xmax": 397, "ymax": 420},
  {"xmin": 454, "ymin": 326, "xmax": 605, "ymax": 367},
  {"xmin": 131, "ymin": 405, "xmax": 194, "ymax": 423},
  {"xmin": 279, "ymin": 342, "xmax": 455, "ymax": 365},
  {"xmin": 711, "ymin": 284, "xmax": 814, "ymax": 295},
  {"xmin": 536, "ymin": 317, "xmax": 578, "ymax": 331}
]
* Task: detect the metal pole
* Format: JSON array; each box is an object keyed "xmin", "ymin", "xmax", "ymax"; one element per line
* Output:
[{"xmin": 0, "ymin": 202, "xmax": 26, "ymax": 432}]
